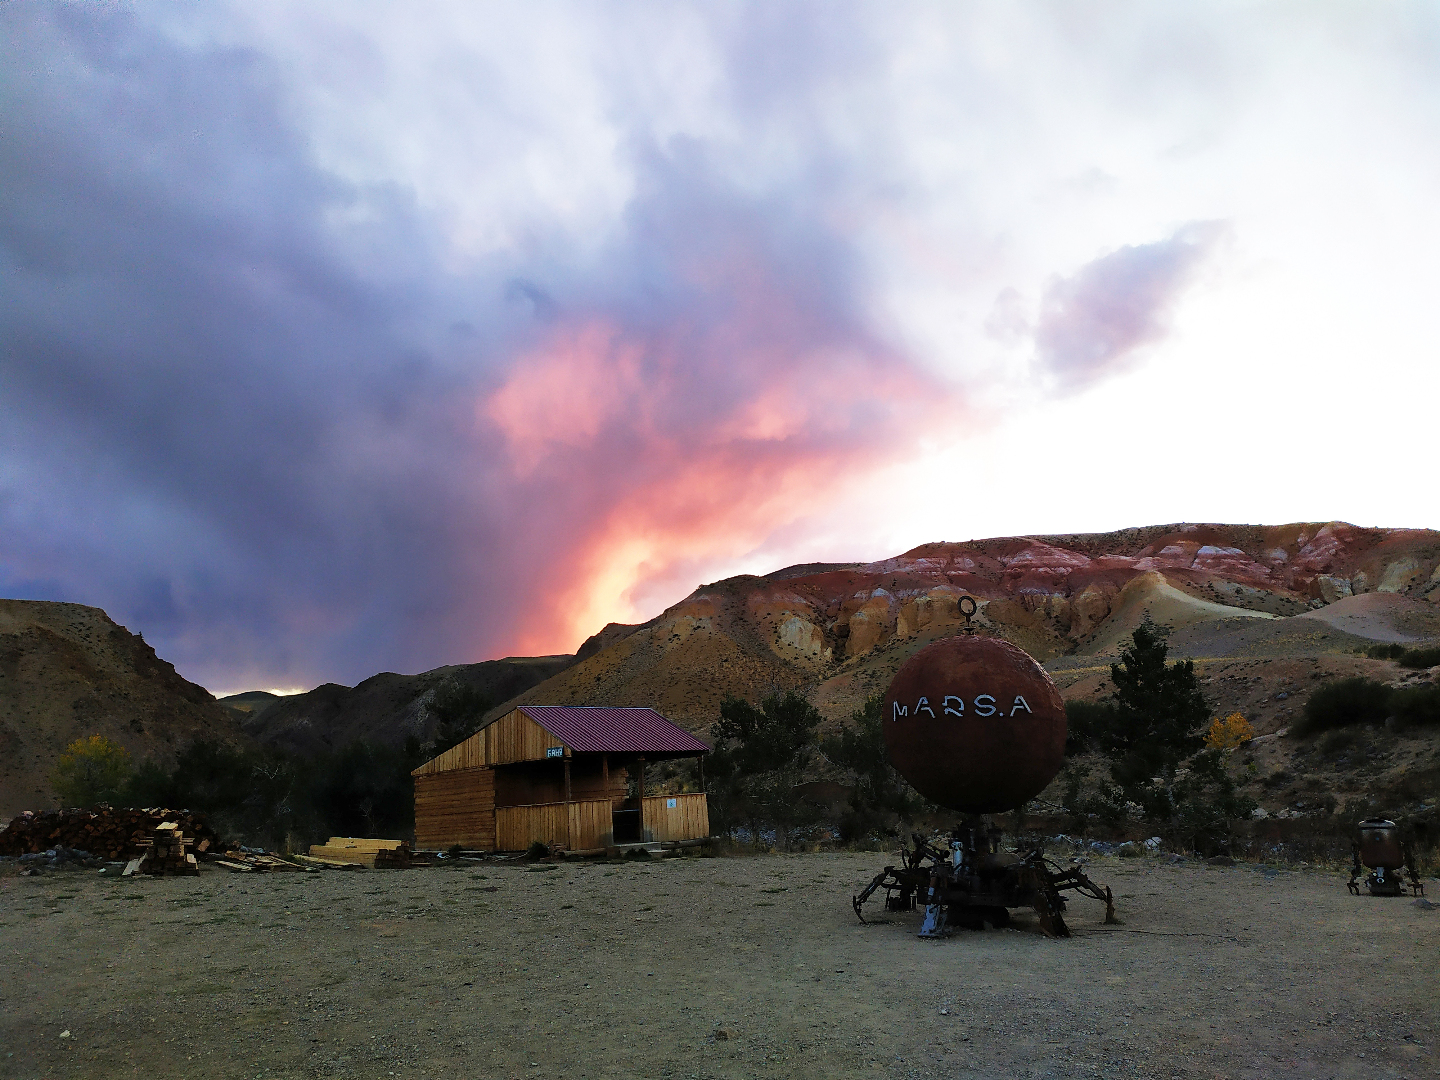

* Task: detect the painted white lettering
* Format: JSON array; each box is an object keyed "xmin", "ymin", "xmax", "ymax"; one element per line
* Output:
[
  {"xmin": 974, "ymin": 694, "xmax": 997, "ymax": 717},
  {"xmin": 892, "ymin": 701, "xmax": 908, "ymax": 721},
  {"xmin": 915, "ymin": 696, "xmax": 936, "ymax": 718},
  {"xmin": 1011, "ymin": 695, "xmax": 1032, "ymax": 715},
  {"xmin": 942, "ymin": 695, "xmax": 964, "ymax": 717}
]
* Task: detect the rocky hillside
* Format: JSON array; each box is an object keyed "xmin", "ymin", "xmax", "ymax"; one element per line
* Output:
[
  {"xmin": 6, "ymin": 521, "xmax": 1434, "ymax": 821},
  {"xmin": 494, "ymin": 522, "xmax": 1440, "ymax": 731},
  {"xmin": 0, "ymin": 600, "xmax": 245, "ymax": 818},
  {"xmin": 487, "ymin": 522, "xmax": 1439, "ymax": 817},
  {"xmin": 239, "ymin": 655, "xmax": 575, "ymax": 757}
]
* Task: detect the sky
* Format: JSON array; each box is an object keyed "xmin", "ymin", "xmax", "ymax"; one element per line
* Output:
[{"xmin": 2, "ymin": 3, "xmax": 1437, "ymax": 694}]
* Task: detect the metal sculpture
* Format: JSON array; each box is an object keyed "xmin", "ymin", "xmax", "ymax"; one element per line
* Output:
[
  {"xmin": 1347, "ymin": 818, "xmax": 1425, "ymax": 897},
  {"xmin": 853, "ymin": 599, "xmax": 1116, "ymax": 937}
]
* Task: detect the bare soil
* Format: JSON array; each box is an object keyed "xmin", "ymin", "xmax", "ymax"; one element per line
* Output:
[{"xmin": 2, "ymin": 852, "xmax": 1435, "ymax": 1080}]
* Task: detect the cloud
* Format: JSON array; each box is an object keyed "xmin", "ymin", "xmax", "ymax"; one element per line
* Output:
[
  {"xmin": 0, "ymin": 6, "xmax": 956, "ymax": 689},
  {"xmin": 5, "ymin": 3, "xmax": 1433, "ymax": 691},
  {"xmin": 1033, "ymin": 224, "xmax": 1222, "ymax": 389}
]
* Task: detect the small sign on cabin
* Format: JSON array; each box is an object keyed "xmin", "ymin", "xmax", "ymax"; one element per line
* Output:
[
  {"xmin": 667, "ymin": 798, "xmax": 677, "ymax": 808},
  {"xmin": 545, "ymin": 746, "xmax": 564, "ymax": 759}
]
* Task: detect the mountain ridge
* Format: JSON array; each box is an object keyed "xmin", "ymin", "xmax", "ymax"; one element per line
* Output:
[{"xmin": 4, "ymin": 521, "xmax": 1436, "ymax": 818}]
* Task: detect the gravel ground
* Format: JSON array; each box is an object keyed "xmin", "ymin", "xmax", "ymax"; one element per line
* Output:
[{"xmin": 1, "ymin": 852, "xmax": 1435, "ymax": 1080}]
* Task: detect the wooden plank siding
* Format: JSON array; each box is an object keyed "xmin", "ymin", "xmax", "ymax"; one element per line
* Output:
[
  {"xmin": 497, "ymin": 802, "xmax": 563, "ymax": 850},
  {"xmin": 569, "ymin": 799, "xmax": 613, "ymax": 850},
  {"xmin": 412, "ymin": 709, "xmax": 564, "ymax": 776},
  {"xmin": 414, "ymin": 768, "xmax": 496, "ymax": 850},
  {"xmin": 495, "ymin": 798, "xmax": 616, "ymax": 851},
  {"xmin": 641, "ymin": 793, "xmax": 710, "ymax": 843}
]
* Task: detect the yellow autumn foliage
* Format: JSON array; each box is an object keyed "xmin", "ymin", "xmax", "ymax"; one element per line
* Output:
[
  {"xmin": 50, "ymin": 734, "xmax": 133, "ymax": 807},
  {"xmin": 1204, "ymin": 712, "xmax": 1254, "ymax": 750}
]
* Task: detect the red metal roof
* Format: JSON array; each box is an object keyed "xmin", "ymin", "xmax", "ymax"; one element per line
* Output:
[{"xmin": 516, "ymin": 706, "xmax": 710, "ymax": 756}]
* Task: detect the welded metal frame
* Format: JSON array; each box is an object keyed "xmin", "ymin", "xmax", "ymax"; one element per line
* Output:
[{"xmin": 852, "ymin": 819, "xmax": 1118, "ymax": 938}]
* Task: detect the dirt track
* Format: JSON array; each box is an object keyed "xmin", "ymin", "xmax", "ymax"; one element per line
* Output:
[{"xmin": 1, "ymin": 852, "xmax": 1435, "ymax": 1080}]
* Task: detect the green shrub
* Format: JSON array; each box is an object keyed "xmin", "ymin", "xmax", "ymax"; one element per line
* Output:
[
  {"xmin": 704, "ymin": 690, "xmax": 822, "ymax": 848},
  {"xmin": 1063, "ymin": 700, "xmax": 1118, "ymax": 756},
  {"xmin": 821, "ymin": 693, "xmax": 922, "ymax": 840},
  {"xmin": 1399, "ymin": 646, "xmax": 1440, "ymax": 669},
  {"xmin": 50, "ymin": 735, "xmax": 134, "ymax": 807},
  {"xmin": 1364, "ymin": 642, "xmax": 1406, "ymax": 660},
  {"xmin": 1392, "ymin": 684, "xmax": 1440, "ymax": 728},
  {"xmin": 1363, "ymin": 641, "xmax": 1440, "ymax": 668},
  {"xmin": 1299, "ymin": 677, "xmax": 1393, "ymax": 733},
  {"xmin": 1318, "ymin": 728, "xmax": 1361, "ymax": 756}
]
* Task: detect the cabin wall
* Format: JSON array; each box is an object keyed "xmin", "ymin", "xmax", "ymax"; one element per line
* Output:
[
  {"xmin": 495, "ymin": 761, "xmax": 565, "ymax": 807},
  {"xmin": 494, "ymin": 798, "xmax": 616, "ymax": 851},
  {"xmin": 496, "ymin": 802, "xmax": 565, "ymax": 850},
  {"xmin": 484, "ymin": 710, "xmax": 562, "ymax": 765},
  {"xmin": 493, "ymin": 758, "xmax": 627, "ymax": 808},
  {"xmin": 571, "ymin": 762, "xmax": 627, "ymax": 803},
  {"xmin": 641, "ymin": 792, "xmax": 710, "ymax": 843},
  {"xmin": 414, "ymin": 768, "xmax": 495, "ymax": 850},
  {"xmin": 568, "ymin": 799, "xmax": 612, "ymax": 849},
  {"xmin": 412, "ymin": 709, "xmax": 562, "ymax": 776}
]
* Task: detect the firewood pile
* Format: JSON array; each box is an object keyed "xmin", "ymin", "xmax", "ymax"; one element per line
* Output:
[{"xmin": 0, "ymin": 807, "xmax": 219, "ymax": 861}]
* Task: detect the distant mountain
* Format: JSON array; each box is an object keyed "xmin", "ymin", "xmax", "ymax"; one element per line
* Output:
[
  {"xmin": 238, "ymin": 655, "xmax": 574, "ymax": 757},
  {"xmin": 6, "ymin": 522, "xmax": 1436, "ymax": 820},
  {"xmin": 488, "ymin": 520, "xmax": 1439, "ymax": 817},
  {"xmin": 0, "ymin": 600, "xmax": 244, "ymax": 818},
  {"xmin": 217, "ymin": 690, "xmax": 282, "ymax": 720},
  {"xmin": 490, "ymin": 521, "xmax": 1440, "ymax": 732}
]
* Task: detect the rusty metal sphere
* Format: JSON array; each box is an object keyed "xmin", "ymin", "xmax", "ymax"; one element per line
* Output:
[
  {"xmin": 1357, "ymin": 819, "xmax": 1404, "ymax": 870},
  {"xmin": 883, "ymin": 634, "xmax": 1066, "ymax": 814}
]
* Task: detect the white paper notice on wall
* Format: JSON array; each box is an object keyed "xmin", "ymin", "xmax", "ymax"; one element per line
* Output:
[{"xmin": 667, "ymin": 798, "xmax": 677, "ymax": 808}]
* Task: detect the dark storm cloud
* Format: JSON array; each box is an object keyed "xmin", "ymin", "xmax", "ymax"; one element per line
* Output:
[
  {"xmin": 0, "ymin": 7, "xmax": 518, "ymax": 685},
  {"xmin": 1034, "ymin": 224, "xmax": 1221, "ymax": 389},
  {"xmin": 0, "ymin": 6, "xmax": 949, "ymax": 690}
]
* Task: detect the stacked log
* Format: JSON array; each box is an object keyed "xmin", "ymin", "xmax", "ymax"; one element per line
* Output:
[{"xmin": 0, "ymin": 807, "xmax": 219, "ymax": 861}]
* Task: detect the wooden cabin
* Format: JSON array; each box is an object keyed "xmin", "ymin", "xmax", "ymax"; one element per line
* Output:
[{"xmin": 412, "ymin": 705, "xmax": 711, "ymax": 852}]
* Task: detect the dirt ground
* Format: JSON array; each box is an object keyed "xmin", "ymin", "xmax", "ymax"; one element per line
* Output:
[{"xmin": 1, "ymin": 852, "xmax": 1436, "ymax": 1080}]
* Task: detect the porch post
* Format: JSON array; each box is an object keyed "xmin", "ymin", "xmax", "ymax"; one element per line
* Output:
[
  {"xmin": 637, "ymin": 756, "xmax": 646, "ymax": 841},
  {"xmin": 563, "ymin": 753, "xmax": 573, "ymax": 849}
]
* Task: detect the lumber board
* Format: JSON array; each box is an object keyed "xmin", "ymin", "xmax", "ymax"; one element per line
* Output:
[
  {"xmin": 294, "ymin": 853, "xmax": 363, "ymax": 869},
  {"xmin": 322, "ymin": 837, "xmax": 406, "ymax": 851}
]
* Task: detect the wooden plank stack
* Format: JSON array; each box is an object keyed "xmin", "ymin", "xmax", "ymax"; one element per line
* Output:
[
  {"xmin": 123, "ymin": 821, "xmax": 199, "ymax": 877},
  {"xmin": 306, "ymin": 837, "xmax": 413, "ymax": 869},
  {"xmin": 0, "ymin": 807, "xmax": 219, "ymax": 860}
]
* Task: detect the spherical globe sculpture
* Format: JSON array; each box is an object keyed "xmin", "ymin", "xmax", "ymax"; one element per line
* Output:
[{"xmin": 883, "ymin": 634, "xmax": 1067, "ymax": 815}]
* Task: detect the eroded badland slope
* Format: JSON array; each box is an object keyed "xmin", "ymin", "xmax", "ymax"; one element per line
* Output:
[
  {"xmin": 501, "ymin": 522, "xmax": 1440, "ymax": 726},
  {"xmin": 498, "ymin": 522, "xmax": 1440, "ymax": 814}
]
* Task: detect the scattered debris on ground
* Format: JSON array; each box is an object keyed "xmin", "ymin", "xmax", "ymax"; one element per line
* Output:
[{"xmin": 209, "ymin": 849, "xmax": 311, "ymax": 873}]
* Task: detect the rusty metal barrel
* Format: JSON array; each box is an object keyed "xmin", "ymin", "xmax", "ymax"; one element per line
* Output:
[
  {"xmin": 883, "ymin": 634, "xmax": 1066, "ymax": 814},
  {"xmin": 1357, "ymin": 819, "xmax": 1404, "ymax": 870}
]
